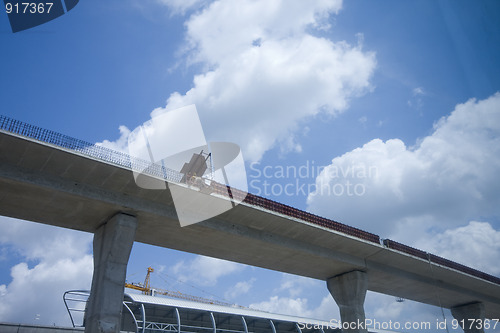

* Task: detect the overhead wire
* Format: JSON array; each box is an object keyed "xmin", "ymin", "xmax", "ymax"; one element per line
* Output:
[
  {"xmin": 426, "ymin": 253, "xmax": 450, "ymax": 333},
  {"xmin": 156, "ymin": 270, "xmax": 233, "ymax": 305}
]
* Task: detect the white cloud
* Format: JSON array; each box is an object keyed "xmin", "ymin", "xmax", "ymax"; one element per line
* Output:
[
  {"xmin": 412, "ymin": 87, "xmax": 425, "ymax": 96},
  {"xmin": 250, "ymin": 293, "xmax": 340, "ymax": 321},
  {"xmin": 408, "ymin": 87, "xmax": 426, "ymax": 110},
  {"xmin": 0, "ymin": 259, "xmax": 93, "ymax": 326},
  {"xmin": 104, "ymin": 0, "xmax": 376, "ymax": 162},
  {"xmin": 307, "ymin": 92, "xmax": 500, "ymax": 238},
  {"xmin": 275, "ymin": 273, "xmax": 321, "ymax": 298},
  {"xmin": 224, "ymin": 278, "xmax": 255, "ymax": 300},
  {"xmin": 415, "ymin": 221, "xmax": 500, "ymax": 276},
  {"xmin": 157, "ymin": 0, "xmax": 207, "ymax": 15},
  {"xmin": 310, "ymin": 295, "xmax": 340, "ymax": 321},
  {"xmin": 305, "ymin": 93, "xmax": 500, "ymax": 322},
  {"xmin": 0, "ymin": 217, "xmax": 93, "ymax": 326},
  {"xmin": 0, "ymin": 217, "xmax": 92, "ymax": 265},
  {"xmin": 250, "ymin": 295, "xmax": 313, "ymax": 317},
  {"xmin": 246, "ymin": 274, "xmax": 338, "ymax": 321},
  {"xmin": 96, "ymin": 125, "xmax": 130, "ymax": 153},
  {"xmin": 181, "ymin": 0, "xmax": 343, "ymax": 65},
  {"xmin": 171, "ymin": 255, "xmax": 244, "ymax": 286},
  {"xmin": 364, "ymin": 292, "xmax": 452, "ymax": 332}
]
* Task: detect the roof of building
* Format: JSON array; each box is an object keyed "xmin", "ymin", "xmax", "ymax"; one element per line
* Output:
[{"xmin": 125, "ymin": 292, "xmax": 333, "ymax": 327}]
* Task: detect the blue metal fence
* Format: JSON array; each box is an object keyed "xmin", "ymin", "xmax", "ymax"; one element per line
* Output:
[{"xmin": 0, "ymin": 114, "xmax": 182, "ymax": 183}]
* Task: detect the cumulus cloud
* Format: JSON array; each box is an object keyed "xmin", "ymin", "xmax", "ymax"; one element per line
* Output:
[
  {"xmin": 412, "ymin": 87, "xmax": 425, "ymax": 96},
  {"xmin": 0, "ymin": 218, "xmax": 92, "ymax": 264},
  {"xmin": 306, "ymin": 93, "xmax": 500, "ymax": 326},
  {"xmin": 250, "ymin": 293, "xmax": 340, "ymax": 321},
  {"xmin": 275, "ymin": 273, "xmax": 321, "ymax": 298},
  {"xmin": 250, "ymin": 295, "xmax": 313, "ymax": 317},
  {"xmin": 0, "ymin": 217, "xmax": 93, "ymax": 326},
  {"xmin": 247, "ymin": 274, "xmax": 338, "ymax": 320},
  {"xmin": 171, "ymin": 255, "xmax": 244, "ymax": 286},
  {"xmin": 156, "ymin": 0, "xmax": 207, "ymax": 15},
  {"xmin": 103, "ymin": 0, "xmax": 376, "ymax": 162},
  {"xmin": 307, "ymin": 92, "xmax": 500, "ymax": 239},
  {"xmin": 415, "ymin": 221, "xmax": 500, "ymax": 276},
  {"xmin": 408, "ymin": 87, "xmax": 425, "ymax": 110},
  {"xmin": 310, "ymin": 294, "xmax": 340, "ymax": 321},
  {"xmin": 96, "ymin": 125, "xmax": 130, "ymax": 153},
  {"xmin": 364, "ymin": 292, "xmax": 452, "ymax": 332},
  {"xmin": 224, "ymin": 278, "xmax": 255, "ymax": 300}
]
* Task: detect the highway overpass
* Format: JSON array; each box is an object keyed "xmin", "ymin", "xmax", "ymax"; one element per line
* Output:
[{"xmin": 0, "ymin": 115, "xmax": 499, "ymax": 333}]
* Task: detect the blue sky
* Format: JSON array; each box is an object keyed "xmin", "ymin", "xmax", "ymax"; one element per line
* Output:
[{"xmin": 1, "ymin": 0, "xmax": 500, "ymax": 330}]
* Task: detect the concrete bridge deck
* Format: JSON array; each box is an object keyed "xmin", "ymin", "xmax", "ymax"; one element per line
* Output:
[{"xmin": 0, "ymin": 118, "xmax": 499, "ymax": 321}]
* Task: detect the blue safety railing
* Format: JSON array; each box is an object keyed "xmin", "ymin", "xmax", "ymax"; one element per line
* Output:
[{"xmin": 0, "ymin": 115, "xmax": 182, "ymax": 183}]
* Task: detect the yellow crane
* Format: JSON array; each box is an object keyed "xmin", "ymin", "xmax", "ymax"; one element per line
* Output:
[
  {"xmin": 125, "ymin": 267, "xmax": 241, "ymax": 308},
  {"xmin": 125, "ymin": 266, "xmax": 154, "ymax": 294}
]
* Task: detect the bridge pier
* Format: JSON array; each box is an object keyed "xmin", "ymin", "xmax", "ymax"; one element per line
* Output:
[
  {"xmin": 84, "ymin": 213, "xmax": 137, "ymax": 333},
  {"xmin": 327, "ymin": 270, "xmax": 368, "ymax": 333},
  {"xmin": 451, "ymin": 302, "xmax": 485, "ymax": 333}
]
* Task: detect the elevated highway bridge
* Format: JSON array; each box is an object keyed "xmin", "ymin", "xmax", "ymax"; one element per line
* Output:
[{"xmin": 0, "ymin": 115, "xmax": 499, "ymax": 333}]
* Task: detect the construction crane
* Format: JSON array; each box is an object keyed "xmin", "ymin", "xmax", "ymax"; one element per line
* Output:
[
  {"xmin": 124, "ymin": 266, "xmax": 154, "ymax": 294},
  {"xmin": 125, "ymin": 267, "xmax": 243, "ymax": 308}
]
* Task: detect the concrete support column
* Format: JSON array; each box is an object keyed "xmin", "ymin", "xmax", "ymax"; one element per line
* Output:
[
  {"xmin": 451, "ymin": 302, "xmax": 485, "ymax": 333},
  {"xmin": 327, "ymin": 271, "xmax": 368, "ymax": 333},
  {"xmin": 85, "ymin": 213, "xmax": 138, "ymax": 333}
]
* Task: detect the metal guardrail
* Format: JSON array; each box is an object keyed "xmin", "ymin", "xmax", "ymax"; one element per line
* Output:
[
  {"xmin": 63, "ymin": 290, "xmax": 90, "ymax": 328},
  {"xmin": 383, "ymin": 239, "xmax": 500, "ymax": 285},
  {"xmin": 0, "ymin": 115, "xmax": 182, "ymax": 183}
]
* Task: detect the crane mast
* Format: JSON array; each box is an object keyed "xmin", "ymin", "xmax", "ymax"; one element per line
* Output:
[{"xmin": 124, "ymin": 266, "xmax": 154, "ymax": 294}]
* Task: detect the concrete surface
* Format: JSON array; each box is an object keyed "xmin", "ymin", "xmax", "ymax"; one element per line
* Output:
[
  {"xmin": 327, "ymin": 271, "xmax": 368, "ymax": 333},
  {"xmin": 0, "ymin": 131, "xmax": 499, "ymax": 317},
  {"xmin": 84, "ymin": 213, "xmax": 137, "ymax": 333},
  {"xmin": 451, "ymin": 302, "xmax": 486, "ymax": 333}
]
